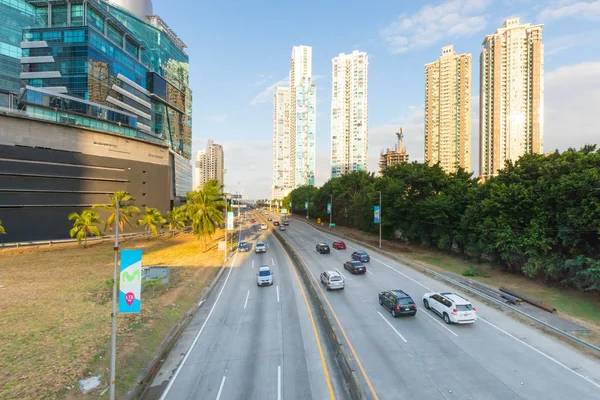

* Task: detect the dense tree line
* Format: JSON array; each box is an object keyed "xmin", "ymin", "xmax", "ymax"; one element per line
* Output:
[{"xmin": 284, "ymin": 146, "xmax": 600, "ymax": 292}]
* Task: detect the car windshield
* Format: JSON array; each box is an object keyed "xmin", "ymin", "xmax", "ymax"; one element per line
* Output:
[
  {"xmin": 259, "ymin": 270, "xmax": 271, "ymax": 277},
  {"xmin": 351, "ymin": 262, "xmax": 362, "ymax": 267},
  {"xmin": 358, "ymin": 251, "xmax": 368, "ymax": 256},
  {"xmin": 398, "ymin": 298, "xmax": 413, "ymax": 305},
  {"xmin": 330, "ymin": 276, "xmax": 342, "ymax": 281},
  {"xmin": 257, "ymin": 243, "xmax": 264, "ymax": 247},
  {"xmin": 456, "ymin": 304, "xmax": 473, "ymax": 311}
]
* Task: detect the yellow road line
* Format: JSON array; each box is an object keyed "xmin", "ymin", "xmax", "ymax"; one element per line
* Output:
[
  {"xmin": 279, "ymin": 242, "xmax": 336, "ymax": 400},
  {"xmin": 297, "ymin": 250, "xmax": 380, "ymax": 400}
]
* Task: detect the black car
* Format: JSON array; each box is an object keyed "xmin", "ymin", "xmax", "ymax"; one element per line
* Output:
[
  {"xmin": 351, "ymin": 250, "xmax": 370, "ymax": 263},
  {"xmin": 274, "ymin": 221, "xmax": 280, "ymax": 226},
  {"xmin": 379, "ymin": 290, "xmax": 417, "ymax": 317},
  {"xmin": 283, "ymin": 220, "xmax": 289, "ymax": 226},
  {"xmin": 238, "ymin": 241, "xmax": 251, "ymax": 252},
  {"xmin": 316, "ymin": 243, "xmax": 330, "ymax": 254},
  {"xmin": 344, "ymin": 260, "xmax": 366, "ymax": 274}
]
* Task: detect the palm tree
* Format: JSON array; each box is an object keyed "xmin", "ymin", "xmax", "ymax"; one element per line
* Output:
[
  {"xmin": 167, "ymin": 206, "xmax": 187, "ymax": 235},
  {"xmin": 137, "ymin": 207, "xmax": 166, "ymax": 237},
  {"xmin": 0, "ymin": 219, "xmax": 6, "ymax": 235},
  {"xmin": 68, "ymin": 210, "xmax": 103, "ymax": 248},
  {"xmin": 186, "ymin": 185, "xmax": 226, "ymax": 251},
  {"xmin": 94, "ymin": 191, "xmax": 140, "ymax": 232}
]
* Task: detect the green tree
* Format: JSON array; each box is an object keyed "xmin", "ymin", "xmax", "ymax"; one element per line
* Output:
[
  {"xmin": 68, "ymin": 210, "xmax": 103, "ymax": 248},
  {"xmin": 94, "ymin": 191, "xmax": 140, "ymax": 232},
  {"xmin": 167, "ymin": 206, "xmax": 188, "ymax": 235},
  {"xmin": 0, "ymin": 219, "xmax": 6, "ymax": 235},
  {"xmin": 137, "ymin": 207, "xmax": 166, "ymax": 237},
  {"xmin": 186, "ymin": 185, "xmax": 226, "ymax": 251}
]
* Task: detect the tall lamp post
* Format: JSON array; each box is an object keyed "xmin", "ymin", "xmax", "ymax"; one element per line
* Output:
[
  {"xmin": 329, "ymin": 194, "xmax": 333, "ymax": 228},
  {"xmin": 377, "ymin": 191, "xmax": 382, "ymax": 249},
  {"xmin": 306, "ymin": 196, "xmax": 310, "ymax": 219},
  {"xmin": 109, "ymin": 200, "xmax": 120, "ymax": 400}
]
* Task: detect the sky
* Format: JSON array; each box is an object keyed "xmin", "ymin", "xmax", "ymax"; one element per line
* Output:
[{"xmin": 153, "ymin": 0, "xmax": 600, "ymax": 199}]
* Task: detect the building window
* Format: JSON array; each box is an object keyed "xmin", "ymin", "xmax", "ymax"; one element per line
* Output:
[
  {"xmin": 107, "ymin": 23, "xmax": 122, "ymax": 45},
  {"xmin": 52, "ymin": 5, "xmax": 68, "ymax": 27},
  {"xmin": 71, "ymin": 5, "xmax": 84, "ymax": 26},
  {"xmin": 87, "ymin": 8, "xmax": 104, "ymax": 32}
]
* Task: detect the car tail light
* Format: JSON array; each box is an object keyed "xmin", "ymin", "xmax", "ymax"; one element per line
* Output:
[
  {"xmin": 396, "ymin": 305, "xmax": 401, "ymax": 311},
  {"xmin": 413, "ymin": 304, "xmax": 417, "ymax": 309},
  {"xmin": 452, "ymin": 308, "xmax": 457, "ymax": 313},
  {"xmin": 473, "ymin": 307, "xmax": 476, "ymax": 312}
]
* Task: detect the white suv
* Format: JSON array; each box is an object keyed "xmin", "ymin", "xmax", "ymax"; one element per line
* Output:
[
  {"xmin": 255, "ymin": 241, "xmax": 266, "ymax": 253},
  {"xmin": 320, "ymin": 271, "xmax": 345, "ymax": 291},
  {"xmin": 422, "ymin": 292, "xmax": 477, "ymax": 324},
  {"xmin": 257, "ymin": 266, "xmax": 273, "ymax": 286}
]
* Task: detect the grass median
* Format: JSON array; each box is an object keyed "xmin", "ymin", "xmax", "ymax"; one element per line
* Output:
[{"xmin": 0, "ymin": 231, "xmax": 224, "ymax": 400}]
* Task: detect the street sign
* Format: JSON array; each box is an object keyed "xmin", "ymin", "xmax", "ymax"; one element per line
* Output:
[
  {"xmin": 119, "ymin": 249, "xmax": 142, "ymax": 313},
  {"xmin": 330, "ymin": 223, "xmax": 336, "ymax": 228},
  {"xmin": 227, "ymin": 211, "xmax": 234, "ymax": 230},
  {"xmin": 374, "ymin": 206, "xmax": 381, "ymax": 224},
  {"xmin": 281, "ymin": 209, "xmax": 288, "ymax": 214},
  {"xmin": 327, "ymin": 203, "xmax": 331, "ymax": 214},
  {"xmin": 305, "ymin": 201, "xmax": 308, "ymax": 210},
  {"xmin": 218, "ymin": 241, "xmax": 226, "ymax": 251}
]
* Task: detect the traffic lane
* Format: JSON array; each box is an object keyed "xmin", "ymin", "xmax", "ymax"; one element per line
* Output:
[
  {"xmin": 286, "ymin": 225, "xmax": 520, "ymax": 400},
  {"xmin": 290, "ymin": 221, "xmax": 600, "ymax": 398}
]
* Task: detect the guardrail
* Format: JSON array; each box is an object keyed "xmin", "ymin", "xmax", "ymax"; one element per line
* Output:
[
  {"xmin": 257, "ymin": 213, "xmax": 365, "ymax": 400},
  {"xmin": 299, "ymin": 217, "xmax": 600, "ymax": 356},
  {"xmin": 0, "ymin": 229, "xmax": 192, "ymax": 249}
]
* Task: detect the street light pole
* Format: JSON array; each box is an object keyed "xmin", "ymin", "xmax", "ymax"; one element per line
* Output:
[
  {"xmin": 237, "ymin": 182, "xmax": 242, "ymax": 242},
  {"xmin": 109, "ymin": 200, "xmax": 120, "ymax": 400},
  {"xmin": 306, "ymin": 196, "xmax": 309, "ymax": 219},
  {"xmin": 329, "ymin": 194, "xmax": 333, "ymax": 228},
  {"xmin": 377, "ymin": 191, "xmax": 382, "ymax": 249}
]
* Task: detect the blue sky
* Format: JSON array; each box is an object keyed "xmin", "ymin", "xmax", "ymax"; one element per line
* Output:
[{"xmin": 154, "ymin": 0, "xmax": 600, "ymax": 199}]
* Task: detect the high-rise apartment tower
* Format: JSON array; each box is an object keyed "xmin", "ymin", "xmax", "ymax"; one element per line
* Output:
[
  {"xmin": 480, "ymin": 17, "xmax": 544, "ymax": 180},
  {"xmin": 195, "ymin": 139, "xmax": 224, "ymax": 190},
  {"xmin": 331, "ymin": 50, "xmax": 369, "ymax": 178},
  {"xmin": 424, "ymin": 45, "xmax": 472, "ymax": 173},
  {"xmin": 272, "ymin": 87, "xmax": 291, "ymax": 199}
]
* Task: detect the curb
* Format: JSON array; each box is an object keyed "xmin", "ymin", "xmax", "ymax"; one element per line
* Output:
[
  {"xmin": 258, "ymin": 213, "xmax": 365, "ymax": 400},
  {"xmin": 125, "ymin": 253, "xmax": 231, "ymax": 400}
]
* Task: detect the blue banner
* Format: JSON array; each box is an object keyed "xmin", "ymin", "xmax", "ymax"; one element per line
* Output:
[
  {"xmin": 374, "ymin": 206, "xmax": 381, "ymax": 224},
  {"xmin": 327, "ymin": 203, "xmax": 331, "ymax": 214},
  {"xmin": 305, "ymin": 201, "xmax": 309, "ymax": 210},
  {"xmin": 119, "ymin": 249, "xmax": 142, "ymax": 313}
]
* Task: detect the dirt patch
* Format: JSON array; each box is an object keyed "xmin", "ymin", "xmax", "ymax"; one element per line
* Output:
[{"xmin": 0, "ymin": 231, "xmax": 223, "ymax": 400}]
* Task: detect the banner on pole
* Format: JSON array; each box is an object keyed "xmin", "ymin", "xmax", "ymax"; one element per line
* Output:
[
  {"xmin": 227, "ymin": 211, "xmax": 234, "ymax": 230},
  {"xmin": 305, "ymin": 201, "xmax": 309, "ymax": 210},
  {"xmin": 290, "ymin": 201, "xmax": 292, "ymax": 209},
  {"xmin": 281, "ymin": 209, "xmax": 288, "ymax": 214},
  {"xmin": 119, "ymin": 249, "xmax": 142, "ymax": 313},
  {"xmin": 327, "ymin": 203, "xmax": 331, "ymax": 214},
  {"xmin": 374, "ymin": 206, "xmax": 381, "ymax": 224}
]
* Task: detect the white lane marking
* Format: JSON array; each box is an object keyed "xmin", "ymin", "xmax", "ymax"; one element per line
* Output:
[
  {"xmin": 215, "ymin": 376, "xmax": 227, "ymax": 400},
  {"xmin": 367, "ymin": 270, "xmax": 374, "ymax": 275},
  {"xmin": 267, "ymin": 243, "xmax": 270, "ymax": 248},
  {"xmin": 372, "ymin": 258, "xmax": 433, "ymax": 291},
  {"xmin": 159, "ymin": 252, "xmax": 238, "ymax": 400},
  {"xmin": 198, "ymin": 299, "xmax": 205, "ymax": 307},
  {"xmin": 244, "ymin": 290, "xmax": 250, "ymax": 309},
  {"xmin": 252, "ymin": 260, "xmax": 254, "ymax": 269},
  {"xmin": 377, "ymin": 311, "xmax": 408, "ymax": 343},
  {"xmin": 334, "ymin": 268, "xmax": 346, "ymax": 280},
  {"xmin": 276, "ymin": 285, "xmax": 280, "ymax": 303},
  {"xmin": 277, "ymin": 365, "xmax": 282, "ymax": 400},
  {"xmin": 479, "ymin": 317, "xmax": 600, "ymax": 390},
  {"xmin": 299, "ymin": 237, "xmax": 304, "ymax": 242},
  {"xmin": 419, "ymin": 311, "xmax": 459, "ymax": 337},
  {"xmin": 271, "ymin": 257, "xmax": 275, "ymax": 266}
]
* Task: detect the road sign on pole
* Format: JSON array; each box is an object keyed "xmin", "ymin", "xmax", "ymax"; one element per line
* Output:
[
  {"xmin": 227, "ymin": 211, "xmax": 234, "ymax": 230},
  {"xmin": 119, "ymin": 249, "xmax": 142, "ymax": 313}
]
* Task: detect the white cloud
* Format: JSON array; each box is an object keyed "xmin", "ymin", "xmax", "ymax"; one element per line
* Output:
[
  {"xmin": 205, "ymin": 113, "xmax": 227, "ymax": 123},
  {"xmin": 251, "ymin": 77, "xmax": 288, "ymax": 105},
  {"xmin": 544, "ymin": 61, "xmax": 600, "ymax": 153},
  {"xmin": 380, "ymin": 0, "xmax": 491, "ymax": 53},
  {"xmin": 538, "ymin": 1, "xmax": 600, "ymax": 21}
]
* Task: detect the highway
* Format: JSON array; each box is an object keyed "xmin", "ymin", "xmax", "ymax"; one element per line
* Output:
[
  {"xmin": 280, "ymin": 217, "xmax": 600, "ymax": 400},
  {"xmin": 146, "ymin": 214, "xmax": 347, "ymax": 400}
]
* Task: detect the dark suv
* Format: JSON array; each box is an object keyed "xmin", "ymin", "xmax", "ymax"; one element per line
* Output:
[
  {"xmin": 316, "ymin": 243, "xmax": 330, "ymax": 254},
  {"xmin": 379, "ymin": 290, "xmax": 417, "ymax": 317},
  {"xmin": 351, "ymin": 250, "xmax": 370, "ymax": 262}
]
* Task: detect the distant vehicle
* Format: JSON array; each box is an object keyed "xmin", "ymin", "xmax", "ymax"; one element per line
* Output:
[
  {"xmin": 279, "ymin": 225, "xmax": 286, "ymax": 231},
  {"xmin": 422, "ymin": 292, "xmax": 476, "ymax": 324},
  {"xmin": 255, "ymin": 241, "xmax": 266, "ymax": 253},
  {"xmin": 273, "ymin": 221, "xmax": 280, "ymax": 226},
  {"xmin": 316, "ymin": 243, "xmax": 330, "ymax": 254},
  {"xmin": 332, "ymin": 240, "xmax": 346, "ymax": 250},
  {"xmin": 268, "ymin": 217, "xmax": 272, "ymax": 221},
  {"xmin": 257, "ymin": 266, "xmax": 274, "ymax": 286},
  {"xmin": 283, "ymin": 220, "xmax": 289, "ymax": 226},
  {"xmin": 260, "ymin": 223, "xmax": 268, "ymax": 230},
  {"xmin": 238, "ymin": 241, "xmax": 250, "ymax": 252},
  {"xmin": 250, "ymin": 219, "xmax": 256, "ymax": 223},
  {"xmin": 351, "ymin": 250, "xmax": 370, "ymax": 263},
  {"xmin": 379, "ymin": 290, "xmax": 417, "ymax": 317},
  {"xmin": 320, "ymin": 270, "xmax": 344, "ymax": 291},
  {"xmin": 344, "ymin": 260, "xmax": 366, "ymax": 274}
]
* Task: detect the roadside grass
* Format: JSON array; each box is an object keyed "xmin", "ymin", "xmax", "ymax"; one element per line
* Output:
[
  {"xmin": 305, "ymin": 219, "xmax": 600, "ymax": 326},
  {"xmin": 0, "ymin": 231, "xmax": 224, "ymax": 400}
]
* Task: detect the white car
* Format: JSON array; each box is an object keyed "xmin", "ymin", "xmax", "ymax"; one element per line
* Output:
[
  {"xmin": 320, "ymin": 270, "xmax": 345, "ymax": 291},
  {"xmin": 422, "ymin": 292, "xmax": 477, "ymax": 324},
  {"xmin": 255, "ymin": 241, "xmax": 266, "ymax": 253},
  {"xmin": 257, "ymin": 266, "xmax": 274, "ymax": 286},
  {"xmin": 260, "ymin": 223, "xmax": 268, "ymax": 230}
]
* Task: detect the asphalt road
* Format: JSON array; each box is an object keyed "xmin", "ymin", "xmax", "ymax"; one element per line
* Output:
[
  {"xmin": 146, "ymin": 215, "xmax": 347, "ymax": 400},
  {"xmin": 281, "ymin": 218, "xmax": 600, "ymax": 400}
]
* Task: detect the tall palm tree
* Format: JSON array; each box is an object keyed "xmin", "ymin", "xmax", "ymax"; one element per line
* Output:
[
  {"xmin": 167, "ymin": 206, "xmax": 187, "ymax": 235},
  {"xmin": 68, "ymin": 210, "xmax": 103, "ymax": 248},
  {"xmin": 186, "ymin": 186, "xmax": 226, "ymax": 251},
  {"xmin": 137, "ymin": 207, "xmax": 166, "ymax": 237},
  {"xmin": 0, "ymin": 219, "xmax": 6, "ymax": 235},
  {"xmin": 94, "ymin": 191, "xmax": 140, "ymax": 232}
]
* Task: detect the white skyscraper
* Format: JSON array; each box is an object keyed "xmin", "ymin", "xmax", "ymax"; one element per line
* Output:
[
  {"xmin": 272, "ymin": 45, "xmax": 316, "ymax": 199},
  {"xmin": 330, "ymin": 50, "xmax": 369, "ymax": 178},
  {"xmin": 194, "ymin": 139, "xmax": 224, "ymax": 190}
]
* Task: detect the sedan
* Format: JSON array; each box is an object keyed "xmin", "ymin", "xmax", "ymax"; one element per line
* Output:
[
  {"xmin": 344, "ymin": 260, "xmax": 366, "ymax": 274},
  {"xmin": 250, "ymin": 219, "xmax": 256, "ymax": 223},
  {"xmin": 351, "ymin": 250, "xmax": 370, "ymax": 263},
  {"xmin": 238, "ymin": 241, "xmax": 251, "ymax": 252},
  {"xmin": 332, "ymin": 240, "xmax": 346, "ymax": 250},
  {"xmin": 279, "ymin": 225, "xmax": 286, "ymax": 231}
]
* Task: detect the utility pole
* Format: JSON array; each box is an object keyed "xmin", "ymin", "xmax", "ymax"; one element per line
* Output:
[
  {"xmin": 329, "ymin": 194, "xmax": 333, "ymax": 228},
  {"xmin": 109, "ymin": 200, "xmax": 120, "ymax": 400},
  {"xmin": 237, "ymin": 182, "xmax": 242, "ymax": 242},
  {"xmin": 306, "ymin": 196, "xmax": 309, "ymax": 219},
  {"xmin": 377, "ymin": 191, "xmax": 382, "ymax": 249}
]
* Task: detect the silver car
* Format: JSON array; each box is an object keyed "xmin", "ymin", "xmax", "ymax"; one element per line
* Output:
[{"xmin": 255, "ymin": 241, "xmax": 266, "ymax": 253}]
